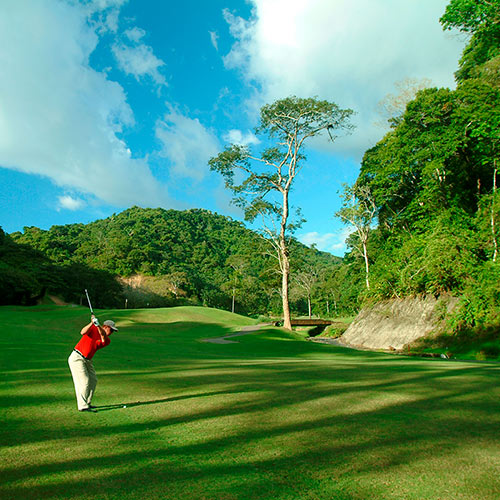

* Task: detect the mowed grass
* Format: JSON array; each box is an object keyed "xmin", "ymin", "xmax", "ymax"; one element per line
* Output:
[{"xmin": 1, "ymin": 305, "xmax": 499, "ymax": 500}]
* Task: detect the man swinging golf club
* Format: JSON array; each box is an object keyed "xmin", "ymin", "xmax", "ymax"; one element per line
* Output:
[{"xmin": 68, "ymin": 290, "xmax": 118, "ymax": 412}]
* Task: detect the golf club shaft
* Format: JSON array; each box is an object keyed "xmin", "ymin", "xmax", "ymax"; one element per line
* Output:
[{"xmin": 84, "ymin": 289, "xmax": 94, "ymax": 315}]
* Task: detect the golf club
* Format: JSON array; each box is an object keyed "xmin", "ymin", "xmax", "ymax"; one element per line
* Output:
[{"xmin": 84, "ymin": 289, "xmax": 94, "ymax": 315}]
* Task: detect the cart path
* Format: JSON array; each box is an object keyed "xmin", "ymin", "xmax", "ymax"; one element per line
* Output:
[{"xmin": 201, "ymin": 324, "xmax": 272, "ymax": 344}]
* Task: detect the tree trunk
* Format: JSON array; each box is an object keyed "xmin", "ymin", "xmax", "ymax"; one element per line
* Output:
[
  {"xmin": 232, "ymin": 287, "xmax": 235, "ymax": 313},
  {"xmin": 492, "ymin": 161, "xmax": 498, "ymax": 263},
  {"xmin": 281, "ymin": 189, "xmax": 292, "ymax": 330},
  {"xmin": 363, "ymin": 239, "xmax": 370, "ymax": 290},
  {"xmin": 281, "ymin": 248, "xmax": 292, "ymax": 330}
]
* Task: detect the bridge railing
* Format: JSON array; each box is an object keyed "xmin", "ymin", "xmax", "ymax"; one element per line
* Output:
[{"xmin": 273, "ymin": 319, "xmax": 333, "ymax": 327}]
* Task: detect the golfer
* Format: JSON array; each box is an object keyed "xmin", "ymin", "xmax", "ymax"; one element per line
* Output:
[{"xmin": 68, "ymin": 314, "xmax": 118, "ymax": 412}]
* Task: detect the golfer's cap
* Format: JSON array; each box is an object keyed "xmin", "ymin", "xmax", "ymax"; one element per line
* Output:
[{"xmin": 103, "ymin": 320, "xmax": 118, "ymax": 331}]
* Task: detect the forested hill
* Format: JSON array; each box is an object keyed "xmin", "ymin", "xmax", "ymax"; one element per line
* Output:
[{"xmin": 6, "ymin": 207, "xmax": 341, "ymax": 314}]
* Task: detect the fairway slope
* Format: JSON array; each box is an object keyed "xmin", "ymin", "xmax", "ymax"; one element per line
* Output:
[{"xmin": 1, "ymin": 306, "xmax": 499, "ymax": 500}]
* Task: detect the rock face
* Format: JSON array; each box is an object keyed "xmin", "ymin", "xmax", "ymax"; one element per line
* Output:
[{"xmin": 340, "ymin": 295, "xmax": 458, "ymax": 350}]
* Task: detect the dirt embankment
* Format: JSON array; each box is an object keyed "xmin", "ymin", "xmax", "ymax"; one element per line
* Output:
[{"xmin": 340, "ymin": 295, "xmax": 458, "ymax": 351}]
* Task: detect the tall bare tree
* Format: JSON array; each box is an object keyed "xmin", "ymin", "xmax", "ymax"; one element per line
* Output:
[
  {"xmin": 294, "ymin": 268, "xmax": 318, "ymax": 319},
  {"xmin": 375, "ymin": 77, "xmax": 432, "ymax": 128},
  {"xmin": 336, "ymin": 184, "xmax": 377, "ymax": 290},
  {"xmin": 209, "ymin": 96, "xmax": 354, "ymax": 329}
]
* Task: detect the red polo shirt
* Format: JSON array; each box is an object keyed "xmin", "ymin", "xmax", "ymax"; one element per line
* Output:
[{"xmin": 74, "ymin": 324, "xmax": 110, "ymax": 360}]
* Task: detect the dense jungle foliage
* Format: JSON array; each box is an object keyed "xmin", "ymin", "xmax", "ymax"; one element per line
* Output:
[
  {"xmin": 341, "ymin": 0, "xmax": 500, "ymax": 334},
  {"xmin": 4, "ymin": 207, "xmax": 342, "ymax": 316},
  {"xmin": 0, "ymin": 227, "xmax": 122, "ymax": 308}
]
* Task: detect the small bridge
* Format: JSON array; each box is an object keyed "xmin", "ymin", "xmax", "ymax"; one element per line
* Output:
[{"xmin": 274, "ymin": 318, "xmax": 339, "ymax": 337}]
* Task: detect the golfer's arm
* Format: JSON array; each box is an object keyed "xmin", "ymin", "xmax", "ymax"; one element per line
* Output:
[
  {"xmin": 96, "ymin": 325, "xmax": 107, "ymax": 343},
  {"xmin": 80, "ymin": 322, "xmax": 93, "ymax": 335}
]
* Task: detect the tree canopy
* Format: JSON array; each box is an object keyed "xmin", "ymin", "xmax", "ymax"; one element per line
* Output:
[{"xmin": 441, "ymin": 0, "xmax": 500, "ymax": 81}]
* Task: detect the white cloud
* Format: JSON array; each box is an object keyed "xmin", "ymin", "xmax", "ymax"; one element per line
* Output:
[
  {"xmin": 298, "ymin": 228, "xmax": 353, "ymax": 255},
  {"xmin": 209, "ymin": 31, "xmax": 219, "ymax": 51},
  {"xmin": 85, "ymin": 0, "xmax": 126, "ymax": 34},
  {"xmin": 0, "ymin": 0, "xmax": 170, "ymax": 208},
  {"xmin": 58, "ymin": 195, "xmax": 85, "ymax": 211},
  {"xmin": 124, "ymin": 27, "xmax": 146, "ymax": 43},
  {"xmin": 223, "ymin": 129, "xmax": 260, "ymax": 146},
  {"xmin": 223, "ymin": 0, "xmax": 465, "ymax": 159},
  {"xmin": 88, "ymin": 0, "xmax": 127, "ymax": 10},
  {"xmin": 299, "ymin": 231, "xmax": 335, "ymax": 248},
  {"xmin": 155, "ymin": 107, "xmax": 220, "ymax": 181},
  {"xmin": 112, "ymin": 36, "xmax": 167, "ymax": 87}
]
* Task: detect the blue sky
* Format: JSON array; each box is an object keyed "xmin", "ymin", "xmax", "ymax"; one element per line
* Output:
[{"xmin": 0, "ymin": 0, "xmax": 465, "ymax": 256}]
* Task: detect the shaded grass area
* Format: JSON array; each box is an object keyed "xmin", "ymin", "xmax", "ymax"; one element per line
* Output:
[
  {"xmin": 318, "ymin": 322, "xmax": 350, "ymax": 339},
  {"xmin": 1, "ymin": 305, "xmax": 500, "ymax": 499},
  {"xmin": 409, "ymin": 324, "xmax": 500, "ymax": 361}
]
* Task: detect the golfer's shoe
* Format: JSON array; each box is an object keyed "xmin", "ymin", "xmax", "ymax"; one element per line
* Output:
[{"xmin": 79, "ymin": 408, "xmax": 97, "ymax": 413}]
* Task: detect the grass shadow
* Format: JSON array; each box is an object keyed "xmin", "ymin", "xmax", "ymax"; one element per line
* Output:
[{"xmin": 93, "ymin": 390, "xmax": 236, "ymax": 412}]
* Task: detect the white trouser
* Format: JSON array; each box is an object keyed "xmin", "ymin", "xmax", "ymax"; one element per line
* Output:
[{"xmin": 68, "ymin": 350, "xmax": 97, "ymax": 410}]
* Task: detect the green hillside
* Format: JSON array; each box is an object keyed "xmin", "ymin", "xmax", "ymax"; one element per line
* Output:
[
  {"xmin": 6, "ymin": 207, "xmax": 341, "ymax": 315},
  {"xmin": 1, "ymin": 305, "xmax": 499, "ymax": 499},
  {"xmin": 0, "ymin": 228, "xmax": 121, "ymax": 307}
]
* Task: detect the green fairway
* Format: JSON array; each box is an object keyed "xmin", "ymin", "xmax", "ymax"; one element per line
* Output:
[{"xmin": 1, "ymin": 305, "xmax": 499, "ymax": 500}]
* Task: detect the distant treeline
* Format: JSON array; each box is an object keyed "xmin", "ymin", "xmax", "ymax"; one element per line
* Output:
[{"xmin": 2, "ymin": 207, "xmax": 346, "ymax": 316}]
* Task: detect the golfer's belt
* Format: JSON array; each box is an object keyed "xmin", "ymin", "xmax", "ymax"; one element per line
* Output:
[{"xmin": 74, "ymin": 349, "xmax": 90, "ymax": 361}]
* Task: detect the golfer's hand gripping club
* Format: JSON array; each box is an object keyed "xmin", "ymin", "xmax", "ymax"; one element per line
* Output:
[{"xmin": 92, "ymin": 315, "xmax": 100, "ymax": 327}]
